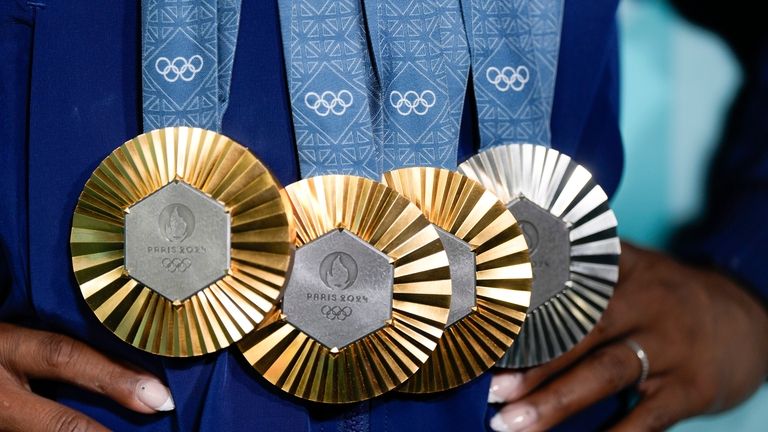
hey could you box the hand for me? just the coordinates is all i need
[0,324,174,432]
[488,242,768,432]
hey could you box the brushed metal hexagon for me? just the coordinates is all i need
[124,181,231,302]
[435,228,477,327]
[283,229,394,350]
[508,198,570,309]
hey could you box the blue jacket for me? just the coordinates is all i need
[7,0,753,430]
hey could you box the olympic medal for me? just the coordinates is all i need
[70,127,293,356]
[237,175,452,403]
[383,167,532,393]
[459,144,620,368]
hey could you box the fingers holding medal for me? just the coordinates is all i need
[71,128,620,404]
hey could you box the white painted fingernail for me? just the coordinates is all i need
[136,379,175,412]
[500,405,538,432]
[488,373,524,403]
[488,386,506,403]
[490,413,509,431]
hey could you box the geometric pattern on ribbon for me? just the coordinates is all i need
[376,0,459,171]
[438,0,472,169]
[142,0,220,132]
[216,0,243,127]
[463,0,550,149]
[282,0,382,179]
[529,0,564,132]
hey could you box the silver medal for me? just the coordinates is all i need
[459,143,620,368]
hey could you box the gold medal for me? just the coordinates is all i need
[70,127,293,357]
[383,167,532,393]
[237,175,452,403]
[460,144,620,367]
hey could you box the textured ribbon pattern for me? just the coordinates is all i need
[142,0,242,132]
[271,0,565,426]
[529,0,565,132]
[216,0,242,125]
[366,0,470,171]
[462,0,555,149]
[278,0,382,178]
[439,0,473,164]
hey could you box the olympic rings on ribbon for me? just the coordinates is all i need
[486,65,530,92]
[304,90,354,116]
[155,55,205,83]
[320,305,353,321]
[389,90,436,116]
[161,257,192,273]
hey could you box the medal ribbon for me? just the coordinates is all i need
[280,0,471,178]
[142,0,243,132]
[277,0,470,427]
[274,0,565,423]
[529,0,565,137]
[461,0,564,149]
[364,0,470,171]
[278,0,382,179]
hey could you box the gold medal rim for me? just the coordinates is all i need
[70,127,294,357]
[383,167,532,393]
[237,174,452,403]
[459,143,621,368]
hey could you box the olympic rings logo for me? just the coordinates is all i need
[389,90,436,116]
[304,90,354,116]
[155,55,204,83]
[486,65,529,92]
[320,305,353,321]
[161,257,192,273]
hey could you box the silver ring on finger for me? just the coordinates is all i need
[624,338,650,385]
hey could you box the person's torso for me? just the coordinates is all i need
[1,0,623,430]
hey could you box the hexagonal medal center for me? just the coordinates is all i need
[283,229,394,350]
[508,198,570,310]
[124,181,231,302]
[435,228,477,327]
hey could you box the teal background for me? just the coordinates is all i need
[615,0,768,430]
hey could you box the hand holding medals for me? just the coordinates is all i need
[69,130,619,401]
[67,0,621,408]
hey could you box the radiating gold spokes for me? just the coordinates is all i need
[384,167,532,393]
[71,127,293,357]
[238,175,452,403]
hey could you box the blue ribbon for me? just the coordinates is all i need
[461,0,564,149]
[529,0,565,133]
[274,0,565,429]
[364,0,470,171]
[280,0,471,178]
[142,0,242,132]
[278,0,382,179]
[281,0,564,178]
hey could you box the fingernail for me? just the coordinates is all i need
[493,405,538,432]
[488,386,506,403]
[490,413,509,432]
[136,379,175,411]
[489,373,524,403]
